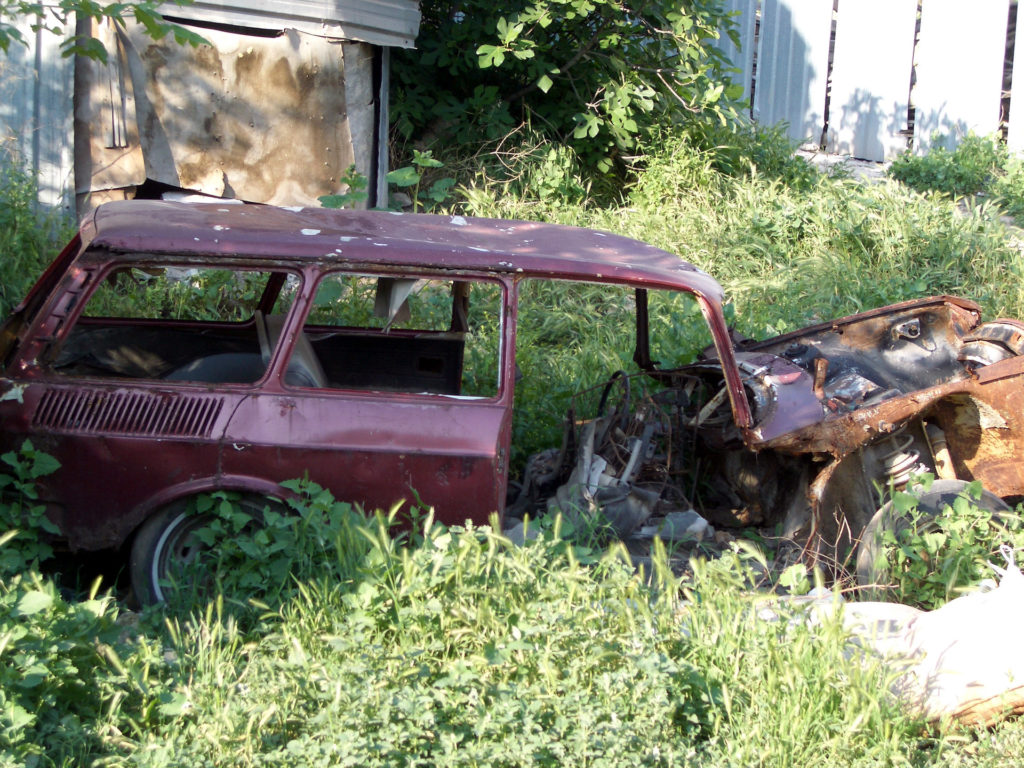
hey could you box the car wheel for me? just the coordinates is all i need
[855,478,1010,599]
[129,495,273,605]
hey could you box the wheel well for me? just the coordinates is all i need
[125,478,292,547]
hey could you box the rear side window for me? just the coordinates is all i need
[295,273,504,397]
[48,265,298,383]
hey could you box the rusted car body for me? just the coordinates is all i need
[2,199,1023,599]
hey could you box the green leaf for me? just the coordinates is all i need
[386,167,420,187]
[29,453,60,478]
[411,150,444,169]
[537,74,553,93]
[158,691,190,717]
[14,590,54,616]
[426,178,456,203]
[63,34,109,62]
[171,25,210,49]
[476,44,505,68]
[132,7,171,41]
[495,18,524,44]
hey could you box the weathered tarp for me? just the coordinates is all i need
[75,19,377,212]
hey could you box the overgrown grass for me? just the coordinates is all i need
[0,473,938,767]
[6,128,1024,765]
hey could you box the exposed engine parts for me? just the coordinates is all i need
[514,304,1024,581]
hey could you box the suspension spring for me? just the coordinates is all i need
[880,429,925,488]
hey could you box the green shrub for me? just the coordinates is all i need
[888,133,1008,199]
[392,0,743,188]
[0,441,61,577]
[0,443,177,767]
[990,152,1024,221]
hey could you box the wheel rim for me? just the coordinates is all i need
[855,479,1010,599]
[149,511,215,604]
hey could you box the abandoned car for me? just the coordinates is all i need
[2,199,1024,601]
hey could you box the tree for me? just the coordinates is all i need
[0,1,206,61]
[392,0,744,179]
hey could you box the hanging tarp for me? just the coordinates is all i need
[74,19,377,212]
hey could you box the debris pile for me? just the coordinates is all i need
[509,371,715,546]
[805,545,1024,726]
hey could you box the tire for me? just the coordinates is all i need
[129,495,274,605]
[855,479,1010,599]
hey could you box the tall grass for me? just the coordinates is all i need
[37,490,936,768]
[0,151,74,317]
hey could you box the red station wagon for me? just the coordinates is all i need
[4,200,1024,601]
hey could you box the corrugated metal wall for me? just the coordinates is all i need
[826,0,917,160]
[753,0,833,143]
[721,0,1024,162]
[0,18,75,212]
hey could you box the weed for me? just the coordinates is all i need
[889,133,1007,199]
[0,440,61,575]
[387,149,456,211]
[870,478,1024,610]
[317,164,370,209]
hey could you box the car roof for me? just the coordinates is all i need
[80,200,725,302]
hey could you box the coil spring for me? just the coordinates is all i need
[880,429,923,487]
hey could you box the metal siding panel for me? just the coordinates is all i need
[36,27,75,212]
[0,19,74,211]
[158,0,421,48]
[826,0,917,161]
[1008,6,1024,151]
[913,0,1010,152]
[715,0,758,107]
[754,0,834,144]
[0,18,37,162]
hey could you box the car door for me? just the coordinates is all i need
[219,270,516,526]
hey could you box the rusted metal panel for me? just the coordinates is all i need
[826,0,917,161]
[75,23,377,211]
[913,0,1010,152]
[79,201,729,300]
[158,0,421,48]
[0,17,75,211]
